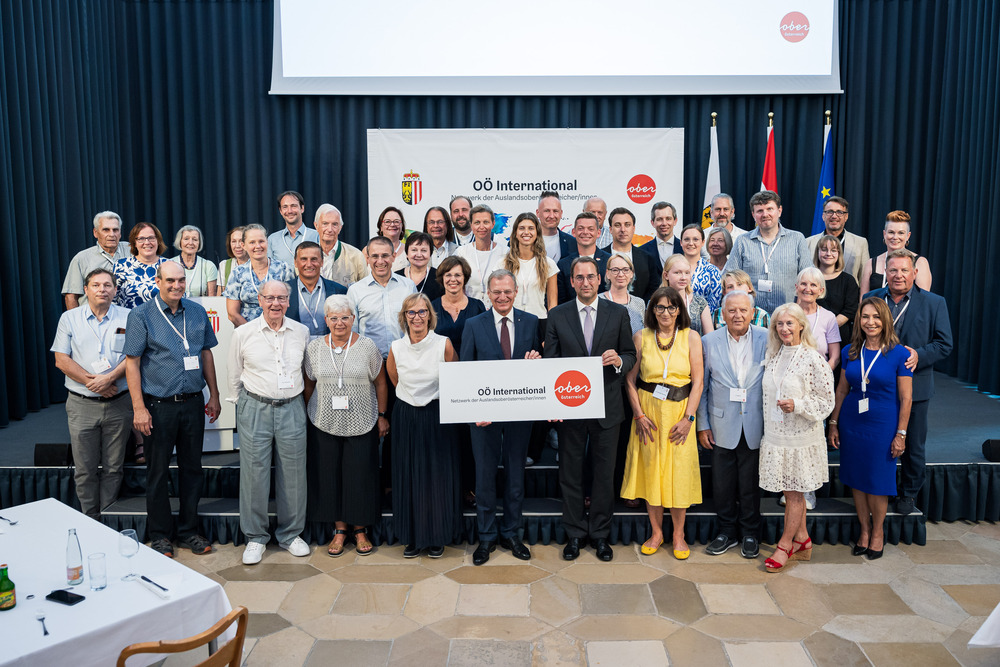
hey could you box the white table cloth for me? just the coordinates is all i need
[0,498,233,667]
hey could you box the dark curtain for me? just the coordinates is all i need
[1,0,998,427]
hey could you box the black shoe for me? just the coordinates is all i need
[178,535,212,555]
[592,538,614,562]
[896,496,917,515]
[865,547,884,560]
[499,536,531,561]
[473,541,496,566]
[852,542,869,557]
[740,536,760,559]
[706,534,739,556]
[427,546,445,558]
[403,544,420,558]
[563,537,583,560]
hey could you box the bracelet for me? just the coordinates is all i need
[634,414,646,421]
[828,419,838,425]
[896,429,907,436]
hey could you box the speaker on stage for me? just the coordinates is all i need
[34,443,73,466]
[984,439,1000,463]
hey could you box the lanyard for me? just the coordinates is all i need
[327,333,354,388]
[859,346,882,394]
[156,299,190,353]
[406,268,427,294]
[473,240,498,296]
[248,260,270,295]
[727,329,752,387]
[655,330,677,381]
[759,235,781,274]
[888,297,910,326]
[773,345,804,400]
[300,282,324,329]
[86,311,113,357]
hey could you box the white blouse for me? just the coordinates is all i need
[391,331,448,407]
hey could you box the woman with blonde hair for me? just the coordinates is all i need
[661,254,713,334]
[859,210,932,295]
[759,303,835,573]
[711,269,770,329]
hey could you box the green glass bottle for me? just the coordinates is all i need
[0,563,15,610]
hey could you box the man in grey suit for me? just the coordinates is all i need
[545,257,636,562]
[806,196,870,284]
[697,290,768,559]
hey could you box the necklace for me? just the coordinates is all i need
[328,333,351,354]
[180,255,197,270]
[655,330,675,351]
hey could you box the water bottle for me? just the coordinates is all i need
[67,528,83,585]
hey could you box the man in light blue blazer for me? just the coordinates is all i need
[461,269,543,565]
[697,290,768,559]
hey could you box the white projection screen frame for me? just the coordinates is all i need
[270,0,842,96]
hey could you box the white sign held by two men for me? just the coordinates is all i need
[439,357,605,424]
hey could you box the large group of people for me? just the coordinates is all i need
[53,187,953,571]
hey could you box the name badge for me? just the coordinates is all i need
[758,279,773,293]
[331,395,349,410]
[730,387,747,403]
[652,385,670,401]
[858,397,869,414]
[770,406,784,424]
[91,357,112,373]
[183,355,200,371]
[277,374,294,390]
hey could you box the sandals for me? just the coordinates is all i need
[791,538,813,562]
[354,528,375,556]
[765,544,794,572]
[327,529,348,557]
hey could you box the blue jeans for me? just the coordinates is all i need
[237,390,307,546]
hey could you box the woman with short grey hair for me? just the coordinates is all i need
[172,224,218,296]
[303,294,389,557]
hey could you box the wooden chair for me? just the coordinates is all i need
[116,606,249,667]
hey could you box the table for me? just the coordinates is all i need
[0,498,233,667]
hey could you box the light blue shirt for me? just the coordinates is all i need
[724,225,812,314]
[297,278,327,336]
[347,273,416,358]
[267,226,319,266]
[51,303,131,396]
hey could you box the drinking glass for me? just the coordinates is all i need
[119,529,140,581]
[88,553,107,591]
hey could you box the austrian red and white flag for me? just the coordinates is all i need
[760,125,777,193]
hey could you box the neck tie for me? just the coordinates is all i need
[500,316,512,360]
[583,306,595,354]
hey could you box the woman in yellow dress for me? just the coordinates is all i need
[622,286,704,560]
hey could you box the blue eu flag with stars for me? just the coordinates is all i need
[811,128,834,236]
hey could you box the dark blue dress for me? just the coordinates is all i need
[838,344,913,495]
[431,296,486,351]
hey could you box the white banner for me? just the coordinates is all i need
[367,128,684,243]
[439,357,606,424]
[190,297,236,451]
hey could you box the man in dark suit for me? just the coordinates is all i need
[545,257,636,561]
[285,241,347,337]
[865,249,953,515]
[461,269,543,565]
[600,206,660,301]
[638,201,683,274]
[537,190,576,262]
[556,212,611,303]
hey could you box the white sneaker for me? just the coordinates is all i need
[243,542,266,565]
[282,536,310,557]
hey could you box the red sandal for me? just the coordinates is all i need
[765,544,794,572]
[791,538,813,561]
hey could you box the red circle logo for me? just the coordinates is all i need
[626,174,656,204]
[554,370,592,407]
[779,12,809,43]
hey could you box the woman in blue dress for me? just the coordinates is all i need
[113,222,167,308]
[828,297,912,560]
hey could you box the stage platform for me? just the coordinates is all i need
[1,372,997,546]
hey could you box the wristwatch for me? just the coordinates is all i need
[686,415,695,423]
[896,429,907,436]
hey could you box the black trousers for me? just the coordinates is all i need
[145,395,205,542]
[900,399,930,499]
[711,430,761,538]
[558,419,619,539]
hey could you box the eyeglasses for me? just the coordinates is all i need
[489,290,515,297]
[259,295,289,304]
[606,267,632,275]
[326,315,353,324]
[823,210,847,218]
[572,274,600,283]
[136,236,157,243]
[653,304,680,314]
[404,309,429,319]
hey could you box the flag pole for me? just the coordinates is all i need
[711,111,717,127]
[768,111,774,127]
[825,109,831,126]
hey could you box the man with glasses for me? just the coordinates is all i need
[424,206,457,267]
[123,261,222,558]
[269,190,320,267]
[229,280,312,565]
[347,236,416,488]
[545,257,636,562]
[807,196,870,283]
[556,212,612,303]
[285,241,347,339]
[460,269,542,565]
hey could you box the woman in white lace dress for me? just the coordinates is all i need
[760,303,835,572]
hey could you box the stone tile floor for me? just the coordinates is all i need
[158,520,1000,666]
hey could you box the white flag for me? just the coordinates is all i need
[701,124,721,228]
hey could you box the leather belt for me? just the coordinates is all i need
[144,392,202,403]
[636,380,692,402]
[245,390,301,407]
[68,389,128,403]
